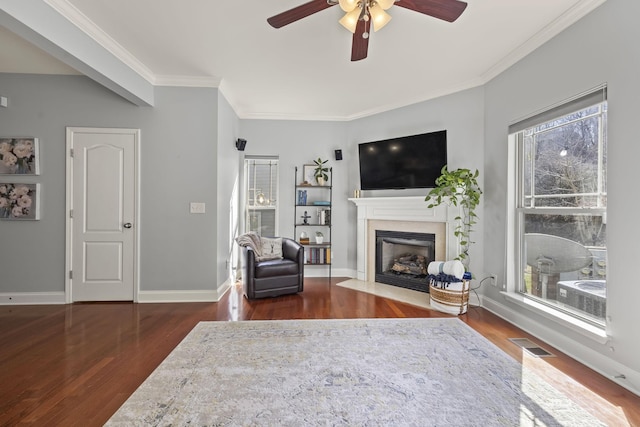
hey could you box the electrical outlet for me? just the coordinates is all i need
[489,274,498,287]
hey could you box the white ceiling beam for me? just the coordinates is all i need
[0,0,154,106]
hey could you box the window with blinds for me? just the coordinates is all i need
[510,85,607,327]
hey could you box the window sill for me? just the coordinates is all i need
[501,291,608,344]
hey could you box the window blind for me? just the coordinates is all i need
[509,84,607,134]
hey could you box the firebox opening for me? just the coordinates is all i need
[375,230,435,293]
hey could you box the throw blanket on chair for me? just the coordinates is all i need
[236,231,262,256]
[235,232,283,261]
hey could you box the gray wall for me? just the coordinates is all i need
[0,74,222,294]
[237,119,349,274]
[482,0,640,390]
[344,87,485,274]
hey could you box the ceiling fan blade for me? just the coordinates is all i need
[395,0,467,22]
[267,0,337,28]
[351,20,369,61]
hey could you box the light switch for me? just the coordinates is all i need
[190,202,206,214]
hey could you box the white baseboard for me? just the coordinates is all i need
[216,278,232,300]
[303,268,355,278]
[0,292,66,305]
[1,281,233,305]
[138,280,231,303]
[482,296,640,397]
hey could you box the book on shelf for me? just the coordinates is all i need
[319,208,331,225]
[305,247,331,265]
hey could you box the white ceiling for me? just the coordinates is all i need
[0,0,604,120]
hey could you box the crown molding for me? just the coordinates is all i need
[154,75,221,88]
[44,0,156,84]
[235,77,484,122]
[480,0,607,83]
[42,0,607,120]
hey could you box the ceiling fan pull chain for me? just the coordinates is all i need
[362,4,370,39]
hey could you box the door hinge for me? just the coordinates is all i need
[69,209,73,218]
[70,148,74,157]
[69,270,73,279]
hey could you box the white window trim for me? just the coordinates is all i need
[500,291,608,343]
[243,156,280,236]
[505,135,609,344]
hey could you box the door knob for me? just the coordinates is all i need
[124,223,132,229]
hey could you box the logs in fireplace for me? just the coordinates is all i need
[390,254,428,276]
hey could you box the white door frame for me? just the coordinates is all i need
[64,127,141,303]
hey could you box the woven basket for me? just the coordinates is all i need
[429,280,470,315]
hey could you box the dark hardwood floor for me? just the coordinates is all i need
[1,278,638,426]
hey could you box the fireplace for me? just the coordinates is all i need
[349,196,462,284]
[375,230,435,292]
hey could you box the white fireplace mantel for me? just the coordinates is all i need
[349,196,462,281]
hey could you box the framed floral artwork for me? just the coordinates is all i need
[0,183,40,220]
[0,137,40,175]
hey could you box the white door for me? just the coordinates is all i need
[66,127,139,302]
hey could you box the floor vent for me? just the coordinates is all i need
[508,338,555,358]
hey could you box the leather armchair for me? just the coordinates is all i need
[242,238,304,299]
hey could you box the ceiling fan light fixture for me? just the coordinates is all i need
[369,3,391,32]
[338,0,359,12]
[267,0,468,61]
[375,0,395,10]
[339,7,362,33]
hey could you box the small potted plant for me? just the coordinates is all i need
[425,165,482,269]
[315,231,324,244]
[313,158,329,185]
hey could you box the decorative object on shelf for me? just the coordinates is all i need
[299,231,309,245]
[297,189,308,205]
[301,210,311,225]
[313,158,329,185]
[0,182,40,220]
[425,166,482,270]
[0,137,39,175]
[315,231,324,244]
[302,164,315,186]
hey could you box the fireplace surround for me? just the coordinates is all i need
[349,196,462,284]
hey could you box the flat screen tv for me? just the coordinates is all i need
[358,130,447,190]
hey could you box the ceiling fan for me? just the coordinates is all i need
[267,0,468,61]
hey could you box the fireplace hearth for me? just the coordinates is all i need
[375,230,435,293]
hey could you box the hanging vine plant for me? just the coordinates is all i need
[425,166,482,267]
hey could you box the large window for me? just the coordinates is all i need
[244,157,279,236]
[511,87,607,327]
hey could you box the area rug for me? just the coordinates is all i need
[106,318,603,426]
